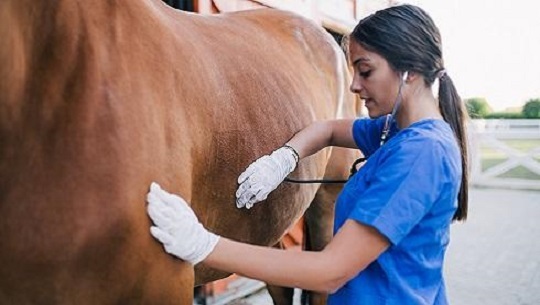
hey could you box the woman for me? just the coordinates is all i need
[146,4,469,304]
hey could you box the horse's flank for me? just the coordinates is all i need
[0,1,358,304]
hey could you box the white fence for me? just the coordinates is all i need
[470,119,540,190]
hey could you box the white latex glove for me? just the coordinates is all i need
[146,182,220,265]
[236,144,299,209]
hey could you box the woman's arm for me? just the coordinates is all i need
[148,183,389,293]
[235,119,359,209]
[204,219,389,293]
[287,119,358,158]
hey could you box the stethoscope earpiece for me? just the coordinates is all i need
[402,71,409,83]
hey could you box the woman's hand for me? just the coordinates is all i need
[236,145,298,209]
[146,182,220,265]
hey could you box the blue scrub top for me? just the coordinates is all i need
[328,117,462,305]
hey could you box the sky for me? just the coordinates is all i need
[401,0,540,111]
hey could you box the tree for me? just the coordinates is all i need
[465,97,492,118]
[522,98,540,118]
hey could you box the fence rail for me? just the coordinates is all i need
[470,119,540,190]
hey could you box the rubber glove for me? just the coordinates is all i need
[146,182,220,265]
[236,144,299,209]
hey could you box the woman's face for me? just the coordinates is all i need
[348,40,401,118]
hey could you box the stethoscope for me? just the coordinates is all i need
[284,71,407,184]
[380,70,407,146]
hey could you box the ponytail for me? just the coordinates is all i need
[438,73,469,221]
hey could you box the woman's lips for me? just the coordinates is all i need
[364,98,374,106]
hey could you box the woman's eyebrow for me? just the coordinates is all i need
[352,57,370,67]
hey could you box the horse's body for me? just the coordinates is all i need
[0,1,358,304]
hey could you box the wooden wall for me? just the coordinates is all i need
[164,0,395,35]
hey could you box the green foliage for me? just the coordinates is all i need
[465,97,492,118]
[522,98,540,118]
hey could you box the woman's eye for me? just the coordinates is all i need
[359,70,372,78]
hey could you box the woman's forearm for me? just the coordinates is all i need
[202,221,388,294]
[287,119,357,159]
[203,238,346,293]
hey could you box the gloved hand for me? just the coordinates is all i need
[236,144,299,209]
[146,182,220,265]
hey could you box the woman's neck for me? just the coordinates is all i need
[396,84,442,129]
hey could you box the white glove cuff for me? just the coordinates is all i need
[283,143,300,164]
[273,145,299,175]
[187,230,220,265]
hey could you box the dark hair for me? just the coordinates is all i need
[350,4,468,221]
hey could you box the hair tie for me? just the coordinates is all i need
[436,69,446,79]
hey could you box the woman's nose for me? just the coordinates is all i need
[350,79,362,94]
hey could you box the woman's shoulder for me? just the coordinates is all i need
[384,119,460,162]
[399,119,456,147]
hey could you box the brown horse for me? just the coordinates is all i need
[0,1,359,304]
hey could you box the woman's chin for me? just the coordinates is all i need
[366,109,384,119]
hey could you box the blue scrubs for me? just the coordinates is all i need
[328,117,462,305]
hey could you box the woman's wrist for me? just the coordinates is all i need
[283,143,300,163]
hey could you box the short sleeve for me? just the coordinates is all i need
[348,138,450,245]
[352,117,384,157]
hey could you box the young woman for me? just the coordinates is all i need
[146,4,469,304]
